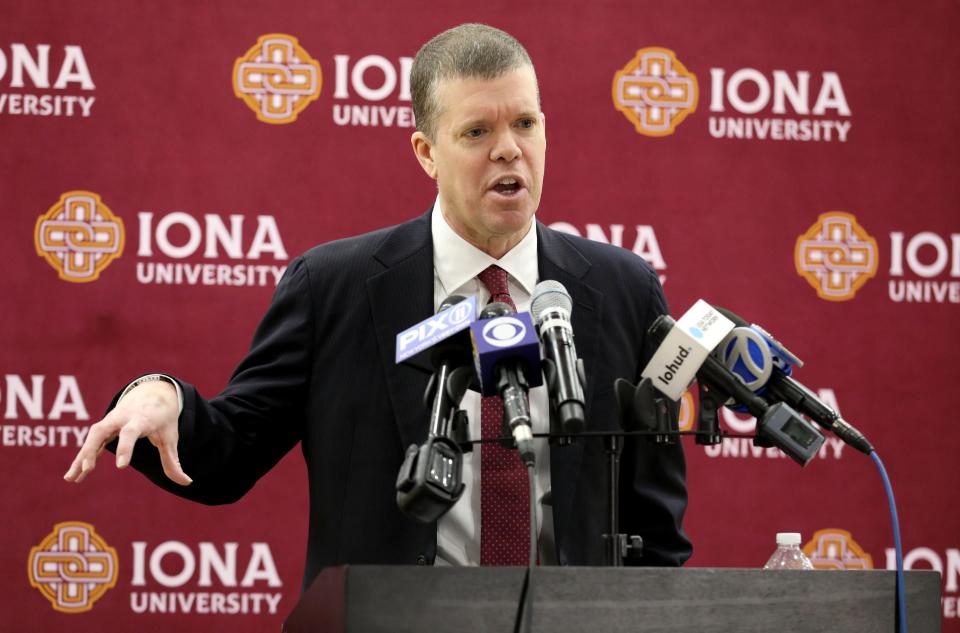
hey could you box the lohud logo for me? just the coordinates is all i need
[233,34,322,124]
[34,190,125,283]
[803,528,874,569]
[612,47,698,137]
[28,521,118,613]
[795,212,878,301]
[655,345,693,388]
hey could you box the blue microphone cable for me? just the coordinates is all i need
[870,450,907,633]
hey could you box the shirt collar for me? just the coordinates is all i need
[431,197,538,296]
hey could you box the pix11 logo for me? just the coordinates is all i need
[28,521,118,613]
[233,34,322,124]
[34,190,125,283]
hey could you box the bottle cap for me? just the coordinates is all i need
[776,532,801,546]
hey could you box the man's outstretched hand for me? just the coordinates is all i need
[64,380,192,485]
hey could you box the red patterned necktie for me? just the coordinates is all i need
[477,264,529,566]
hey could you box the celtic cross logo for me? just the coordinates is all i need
[34,191,125,283]
[233,34,322,124]
[795,212,878,301]
[613,47,698,137]
[28,522,118,613]
[803,528,874,570]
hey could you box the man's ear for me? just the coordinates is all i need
[411,131,438,180]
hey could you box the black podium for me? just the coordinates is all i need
[283,565,941,632]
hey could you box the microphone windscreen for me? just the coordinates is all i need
[531,280,572,321]
[439,294,467,312]
[479,301,514,319]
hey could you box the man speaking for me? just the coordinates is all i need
[65,23,692,590]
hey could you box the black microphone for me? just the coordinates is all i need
[714,307,874,455]
[646,315,825,465]
[425,294,476,438]
[474,301,536,466]
[531,280,586,434]
[395,294,473,523]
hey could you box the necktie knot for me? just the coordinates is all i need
[477,265,515,309]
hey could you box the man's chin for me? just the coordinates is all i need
[483,208,535,236]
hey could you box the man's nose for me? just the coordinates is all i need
[490,131,522,162]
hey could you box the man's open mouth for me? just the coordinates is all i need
[492,177,522,195]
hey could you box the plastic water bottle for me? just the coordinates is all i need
[763,532,814,569]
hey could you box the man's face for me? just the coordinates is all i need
[412,66,546,255]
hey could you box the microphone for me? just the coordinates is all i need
[395,294,474,523]
[645,313,825,466]
[470,302,542,466]
[531,280,586,434]
[395,294,478,373]
[714,307,874,455]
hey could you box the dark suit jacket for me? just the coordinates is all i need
[118,210,692,590]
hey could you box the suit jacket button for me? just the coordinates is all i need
[416,555,427,565]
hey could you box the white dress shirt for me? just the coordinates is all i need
[430,200,552,566]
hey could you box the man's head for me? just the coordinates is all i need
[410,24,546,259]
[411,24,539,141]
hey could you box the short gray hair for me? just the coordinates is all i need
[410,23,538,139]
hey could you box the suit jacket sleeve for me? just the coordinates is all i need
[620,264,692,566]
[108,256,313,504]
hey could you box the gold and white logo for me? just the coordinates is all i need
[28,521,118,613]
[233,34,322,124]
[803,528,874,569]
[612,47,698,137]
[34,190,125,282]
[795,212,878,301]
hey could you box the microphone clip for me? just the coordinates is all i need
[396,435,465,524]
[614,377,677,444]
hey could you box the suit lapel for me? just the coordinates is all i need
[537,223,604,541]
[366,212,435,449]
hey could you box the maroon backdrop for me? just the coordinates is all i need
[3,0,958,630]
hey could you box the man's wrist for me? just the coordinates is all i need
[117,374,184,415]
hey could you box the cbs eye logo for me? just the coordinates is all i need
[481,316,527,347]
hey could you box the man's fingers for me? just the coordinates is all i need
[64,412,126,483]
[65,392,182,484]
[157,441,192,486]
[64,452,84,482]
[115,420,148,469]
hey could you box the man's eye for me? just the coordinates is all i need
[517,118,535,129]
[465,128,484,138]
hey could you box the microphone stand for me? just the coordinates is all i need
[600,434,643,566]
